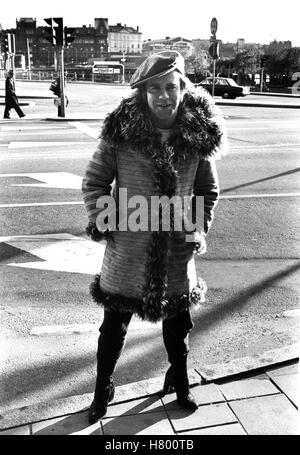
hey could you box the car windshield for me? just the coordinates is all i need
[226,78,239,87]
[200,77,239,87]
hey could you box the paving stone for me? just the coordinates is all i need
[161,383,224,411]
[0,392,93,431]
[105,395,164,418]
[32,411,102,435]
[166,402,237,432]
[190,383,225,405]
[229,394,300,435]
[217,377,279,401]
[101,411,175,435]
[181,422,247,435]
[268,373,299,407]
[0,424,31,435]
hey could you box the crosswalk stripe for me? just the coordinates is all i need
[71,121,99,139]
[0,192,299,209]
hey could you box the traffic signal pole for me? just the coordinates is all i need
[212,58,216,98]
[57,45,66,117]
[209,18,219,98]
[44,17,76,118]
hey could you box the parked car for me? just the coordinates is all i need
[195,77,250,99]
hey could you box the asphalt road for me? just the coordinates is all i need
[0,83,299,412]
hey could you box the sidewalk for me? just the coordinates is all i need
[0,344,298,436]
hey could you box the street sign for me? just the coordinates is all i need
[210,17,218,35]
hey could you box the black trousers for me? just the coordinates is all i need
[4,103,25,119]
[95,309,194,388]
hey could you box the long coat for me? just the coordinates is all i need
[82,86,227,322]
[5,77,19,109]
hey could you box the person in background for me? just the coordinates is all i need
[3,70,25,119]
[82,51,227,424]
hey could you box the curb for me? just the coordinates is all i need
[0,95,54,100]
[0,102,35,107]
[215,100,300,108]
[250,91,300,98]
[0,343,298,431]
[45,117,104,122]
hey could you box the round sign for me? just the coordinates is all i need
[210,17,218,35]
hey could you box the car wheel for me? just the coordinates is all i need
[222,92,229,99]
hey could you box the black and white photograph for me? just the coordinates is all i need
[0,0,299,440]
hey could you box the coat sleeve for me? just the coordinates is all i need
[81,139,117,224]
[193,158,219,236]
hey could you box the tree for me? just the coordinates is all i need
[185,52,210,82]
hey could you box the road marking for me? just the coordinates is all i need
[0,233,105,274]
[230,143,300,149]
[1,130,83,136]
[71,121,99,139]
[0,192,300,209]
[0,150,94,159]
[226,120,300,125]
[8,141,92,149]
[220,193,300,199]
[228,125,300,130]
[0,201,83,208]
[30,320,160,336]
[1,125,70,131]
[282,309,300,319]
[0,172,82,189]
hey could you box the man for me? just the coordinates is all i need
[82,51,227,424]
[3,70,25,119]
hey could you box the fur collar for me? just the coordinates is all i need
[101,86,227,160]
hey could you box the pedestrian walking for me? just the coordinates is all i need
[3,70,25,119]
[82,51,227,424]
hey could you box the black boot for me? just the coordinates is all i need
[163,365,175,394]
[163,361,197,412]
[88,382,115,424]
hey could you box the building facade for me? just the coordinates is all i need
[143,37,193,58]
[1,17,142,69]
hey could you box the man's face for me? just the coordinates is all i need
[145,71,183,129]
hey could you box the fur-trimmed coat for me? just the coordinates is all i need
[82,86,227,322]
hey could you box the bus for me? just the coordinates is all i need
[92,61,125,83]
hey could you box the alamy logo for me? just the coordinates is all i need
[95,188,205,241]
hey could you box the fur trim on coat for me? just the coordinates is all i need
[84,86,227,322]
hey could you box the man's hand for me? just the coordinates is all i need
[193,231,207,255]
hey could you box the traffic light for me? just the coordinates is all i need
[260,57,266,67]
[44,17,64,46]
[209,41,220,59]
[64,27,76,47]
[53,18,64,46]
[44,18,55,45]
[3,33,11,54]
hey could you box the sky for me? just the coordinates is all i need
[1,0,300,46]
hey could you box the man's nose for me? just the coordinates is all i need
[158,89,169,99]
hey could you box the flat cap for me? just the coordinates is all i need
[130,51,185,89]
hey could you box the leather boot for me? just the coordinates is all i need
[163,361,197,411]
[163,365,175,394]
[88,382,115,424]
